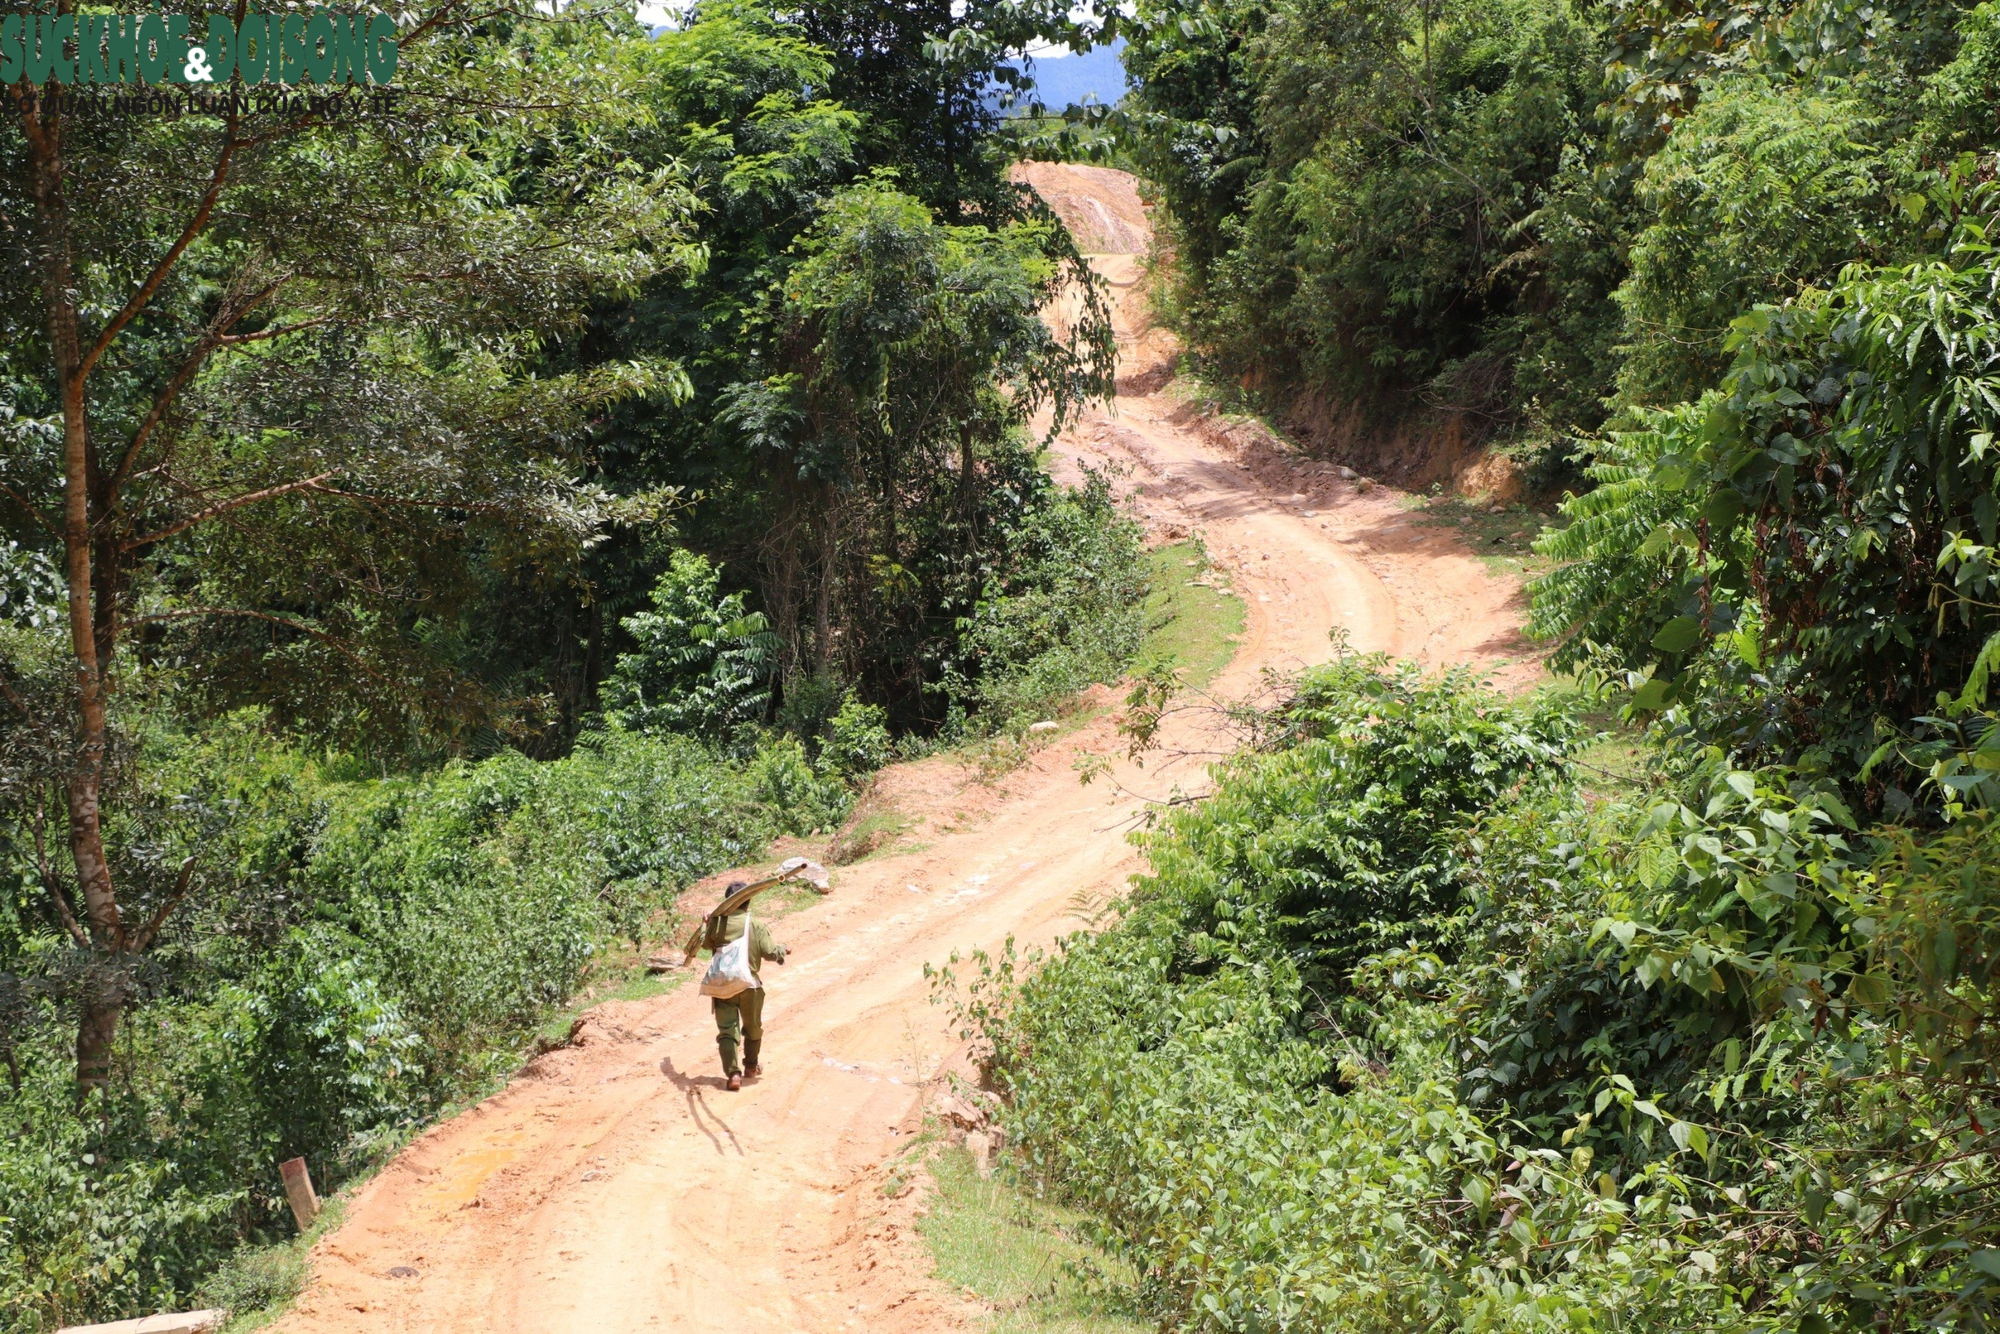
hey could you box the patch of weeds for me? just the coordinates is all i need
[1164,364,1267,423]
[962,731,1045,783]
[881,1126,942,1198]
[1408,491,1557,578]
[204,1199,346,1332]
[829,799,915,865]
[1137,538,1244,692]
[1508,678,1657,804]
[529,945,691,1054]
[921,1149,1151,1334]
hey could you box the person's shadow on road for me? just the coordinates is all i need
[659,1055,743,1156]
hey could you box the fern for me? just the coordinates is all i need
[1527,400,1716,674]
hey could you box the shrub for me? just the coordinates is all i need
[1533,185,2000,806]
[951,471,1147,730]
[970,648,2000,1332]
[821,696,892,777]
[603,549,781,744]
[1130,653,1576,993]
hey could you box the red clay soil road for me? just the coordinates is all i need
[267,165,1537,1334]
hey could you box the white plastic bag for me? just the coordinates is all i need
[699,911,761,999]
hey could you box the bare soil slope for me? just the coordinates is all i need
[269,165,1536,1334]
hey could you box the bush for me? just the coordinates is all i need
[1532,183,2000,807]
[946,663,1748,1333]
[602,549,780,745]
[744,733,851,833]
[1134,653,1575,992]
[1615,85,1905,407]
[967,647,2000,1331]
[821,696,892,778]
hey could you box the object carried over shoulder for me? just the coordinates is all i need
[650,858,830,972]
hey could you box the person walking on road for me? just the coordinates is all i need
[703,882,788,1091]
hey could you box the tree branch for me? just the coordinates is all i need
[128,856,197,954]
[303,484,522,515]
[32,802,90,949]
[121,473,335,550]
[0,480,62,540]
[129,606,398,686]
[105,278,291,503]
[79,138,238,379]
[216,314,336,346]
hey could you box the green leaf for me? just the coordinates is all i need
[1845,973,1891,1007]
[1652,616,1704,654]
[1959,630,2000,708]
[1463,1175,1492,1216]
[1703,491,1744,527]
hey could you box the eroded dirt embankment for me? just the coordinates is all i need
[268,165,1536,1334]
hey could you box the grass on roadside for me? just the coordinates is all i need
[921,1148,1151,1334]
[530,951,691,1051]
[203,1199,346,1333]
[947,536,1245,784]
[1139,538,1244,692]
[829,798,917,864]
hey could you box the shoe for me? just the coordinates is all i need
[726,1073,743,1091]
[744,1064,763,1078]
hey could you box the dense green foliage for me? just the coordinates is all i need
[1003,32,2000,1326]
[1111,0,1987,470]
[566,0,1122,735]
[0,719,839,1328]
[1529,173,2000,810]
[980,5,2000,1301]
[956,657,2000,1331]
[603,550,783,744]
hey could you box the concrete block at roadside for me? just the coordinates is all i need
[57,1311,225,1334]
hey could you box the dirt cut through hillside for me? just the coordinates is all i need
[268,165,1535,1334]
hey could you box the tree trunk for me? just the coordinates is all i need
[814,496,836,674]
[27,85,125,1098]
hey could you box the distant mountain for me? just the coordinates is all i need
[1000,39,1128,113]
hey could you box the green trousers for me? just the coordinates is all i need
[712,987,765,1077]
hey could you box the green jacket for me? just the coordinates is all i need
[702,911,788,979]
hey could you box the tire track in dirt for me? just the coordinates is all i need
[268,166,1536,1334]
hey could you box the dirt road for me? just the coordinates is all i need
[270,166,1534,1334]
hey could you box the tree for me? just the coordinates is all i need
[787,0,1112,219]
[602,549,781,742]
[1114,0,1630,451]
[712,178,1115,714]
[1,1,696,1095]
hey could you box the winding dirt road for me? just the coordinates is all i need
[270,166,1535,1334]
